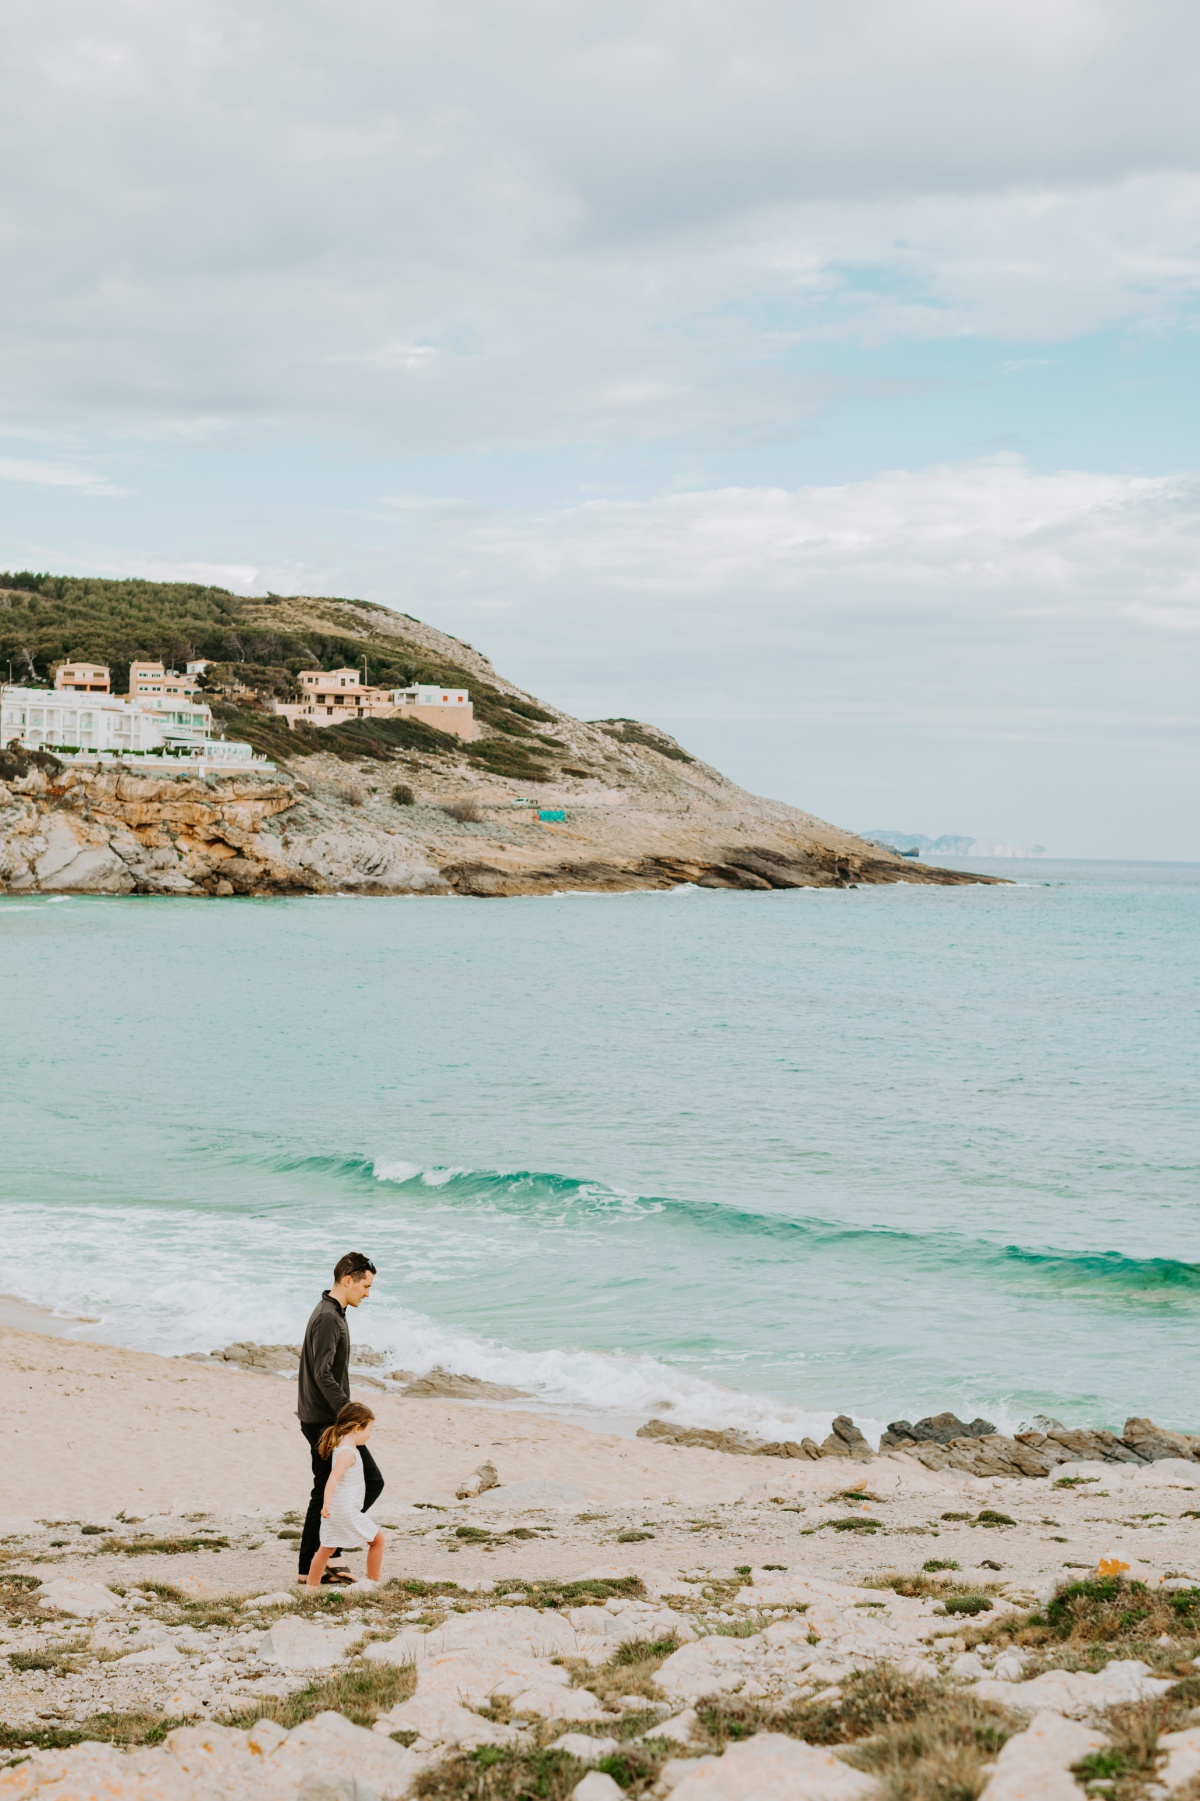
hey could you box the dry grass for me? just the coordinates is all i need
[442,799,485,823]
[224,1659,416,1731]
[688,1667,1014,1801]
[573,1633,680,1706]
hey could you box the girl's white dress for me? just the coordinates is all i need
[320,1444,380,1549]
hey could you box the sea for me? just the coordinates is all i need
[3,859,1198,1447]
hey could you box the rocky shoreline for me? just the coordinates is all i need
[641,1408,1200,1478]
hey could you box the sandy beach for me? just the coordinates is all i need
[6,1319,1200,1797]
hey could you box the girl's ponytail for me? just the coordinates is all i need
[318,1399,375,1461]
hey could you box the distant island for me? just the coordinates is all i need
[0,574,999,897]
[866,829,1047,860]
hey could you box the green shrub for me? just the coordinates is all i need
[391,783,415,806]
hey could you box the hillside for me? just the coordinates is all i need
[0,575,992,896]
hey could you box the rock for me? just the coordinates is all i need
[209,1340,301,1374]
[364,1601,609,1721]
[1157,1726,1200,1792]
[0,1713,420,1799]
[636,1419,773,1456]
[880,1412,996,1450]
[949,1652,987,1679]
[258,1615,361,1669]
[116,1641,185,1667]
[472,1478,587,1510]
[992,1650,1029,1681]
[550,1733,621,1764]
[1122,1417,1197,1462]
[975,1658,1174,1716]
[1044,1427,1144,1465]
[978,1710,1108,1801]
[398,1367,526,1401]
[572,1776,625,1801]
[246,1591,300,1608]
[456,1459,501,1499]
[655,1635,766,1705]
[643,1710,700,1746]
[663,1732,878,1799]
[818,1416,873,1460]
[37,1576,123,1617]
[270,1711,419,1797]
[372,1695,517,1749]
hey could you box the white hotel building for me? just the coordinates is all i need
[1,663,272,773]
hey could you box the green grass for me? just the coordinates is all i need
[224,1660,416,1730]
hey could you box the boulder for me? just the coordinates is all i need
[880,1412,996,1450]
[573,1776,625,1801]
[371,1694,517,1749]
[37,1576,122,1617]
[399,1367,525,1401]
[257,1615,360,1669]
[1157,1726,1200,1792]
[1045,1427,1144,1465]
[663,1732,878,1799]
[456,1459,501,1499]
[818,1416,873,1460]
[549,1733,621,1765]
[975,1659,1174,1717]
[978,1710,1108,1801]
[208,1341,301,1374]
[1121,1417,1197,1462]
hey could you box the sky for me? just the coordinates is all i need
[1,1,1198,857]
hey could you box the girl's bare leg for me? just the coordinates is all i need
[306,1547,334,1588]
[366,1532,385,1582]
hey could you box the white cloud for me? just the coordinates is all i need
[0,1,1197,449]
[0,457,129,496]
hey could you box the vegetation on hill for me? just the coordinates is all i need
[0,573,572,780]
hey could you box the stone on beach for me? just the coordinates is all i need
[572,1776,625,1801]
[1157,1726,1200,1792]
[0,1713,420,1800]
[365,1603,611,1720]
[661,1733,878,1799]
[977,1710,1108,1801]
[257,1615,362,1669]
[37,1575,123,1617]
[372,1693,519,1749]
[455,1458,501,1499]
[549,1732,622,1764]
[974,1658,1174,1716]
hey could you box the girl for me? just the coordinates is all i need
[306,1402,385,1589]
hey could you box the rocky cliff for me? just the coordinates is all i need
[0,586,994,897]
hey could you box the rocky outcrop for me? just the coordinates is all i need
[637,1419,823,1459]
[879,1412,997,1450]
[638,1409,1200,1477]
[0,689,998,900]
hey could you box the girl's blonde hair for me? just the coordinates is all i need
[318,1401,375,1462]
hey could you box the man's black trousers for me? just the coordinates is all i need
[298,1422,384,1576]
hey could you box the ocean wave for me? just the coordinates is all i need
[205,1147,1200,1305]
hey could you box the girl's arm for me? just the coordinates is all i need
[321,1448,355,1517]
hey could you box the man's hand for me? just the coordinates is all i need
[321,1505,331,1518]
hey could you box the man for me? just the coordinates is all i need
[296,1251,384,1585]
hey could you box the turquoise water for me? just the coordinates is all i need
[2,860,1198,1443]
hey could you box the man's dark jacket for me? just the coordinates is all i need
[297,1290,350,1424]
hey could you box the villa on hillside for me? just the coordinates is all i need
[1,662,272,774]
[270,668,477,740]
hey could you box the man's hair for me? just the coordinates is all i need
[333,1251,377,1283]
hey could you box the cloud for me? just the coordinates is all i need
[0,1,1198,450]
[339,457,1200,742]
[0,457,129,496]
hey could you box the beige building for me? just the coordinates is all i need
[54,663,111,693]
[273,669,476,740]
[128,661,201,702]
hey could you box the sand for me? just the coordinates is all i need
[5,1321,1200,1609]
